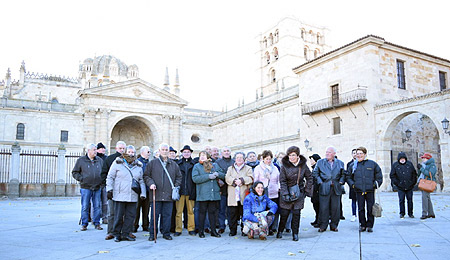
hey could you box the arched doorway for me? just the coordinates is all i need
[384,112,443,191]
[110,116,154,154]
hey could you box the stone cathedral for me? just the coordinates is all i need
[1,17,450,193]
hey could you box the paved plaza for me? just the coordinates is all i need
[1,192,450,260]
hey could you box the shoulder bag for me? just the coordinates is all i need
[372,182,382,218]
[418,172,436,193]
[282,167,302,202]
[159,158,180,201]
[125,165,141,195]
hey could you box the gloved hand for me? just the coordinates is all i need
[212,172,219,178]
[267,211,274,216]
[208,174,216,180]
[107,190,113,200]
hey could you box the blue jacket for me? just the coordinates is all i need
[243,192,278,223]
[347,159,383,193]
[420,158,437,182]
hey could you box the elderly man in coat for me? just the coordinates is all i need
[144,143,182,241]
[312,146,345,232]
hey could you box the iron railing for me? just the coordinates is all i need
[301,88,367,114]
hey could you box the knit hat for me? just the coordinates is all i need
[97,142,106,149]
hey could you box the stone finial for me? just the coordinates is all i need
[260,88,264,98]
[20,61,26,72]
[174,68,180,87]
[281,79,285,90]
[164,67,169,86]
[6,68,11,79]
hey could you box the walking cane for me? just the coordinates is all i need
[153,188,156,243]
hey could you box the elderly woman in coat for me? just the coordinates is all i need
[276,146,313,241]
[242,181,278,240]
[107,145,146,242]
[225,152,254,236]
[192,151,225,238]
[418,153,437,219]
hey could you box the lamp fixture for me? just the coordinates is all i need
[442,118,450,135]
[304,139,312,151]
[402,129,412,143]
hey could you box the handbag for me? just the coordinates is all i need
[125,166,141,194]
[372,182,382,218]
[282,167,302,202]
[418,172,436,193]
[159,158,180,201]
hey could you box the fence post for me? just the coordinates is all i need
[55,144,66,196]
[8,142,21,198]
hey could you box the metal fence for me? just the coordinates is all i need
[20,150,58,183]
[0,149,11,182]
[66,152,84,184]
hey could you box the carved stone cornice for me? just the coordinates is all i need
[374,89,450,110]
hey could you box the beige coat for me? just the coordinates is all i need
[225,164,253,206]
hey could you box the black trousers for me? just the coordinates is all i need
[278,208,301,235]
[228,204,243,233]
[134,191,150,229]
[319,192,341,230]
[269,197,280,231]
[312,201,320,223]
[198,201,219,232]
[356,192,375,228]
[398,189,413,215]
[113,201,137,238]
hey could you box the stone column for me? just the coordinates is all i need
[440,139,450,192]
[83,108,96,145]
[8,142,21,198]
[55,145,66,196]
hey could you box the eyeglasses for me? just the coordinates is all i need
[356,152,365,155]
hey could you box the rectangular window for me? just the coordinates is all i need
[397,60,406,89]
[331,84,339,106]
[439,71,447,91]
[332,117,341,135]
[60,130,68,142]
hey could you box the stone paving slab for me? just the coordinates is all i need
[1,192,450,260]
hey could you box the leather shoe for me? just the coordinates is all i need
[367,228,373,233]
[105,234,114,240]
[218,228,225,234]
[148,236,155,241]
[204,228,210,233]
[163,235,173,240]
[420,216,427,220]
[95,225,103,230]
[285,229,291,233]
[276,232,282,238]
[199,232,205,238]
[313,223,320,228]
[428,215,436,218]
[318,228,326,233]
[359,227,366,232]
[174,232,182,237]
[229,231,237,236]
[133,227,138,232]
[330,228,338,232]
[114,237,121,242]
[292,234,299,241]
[129,233,136,239]
[142,227,149,232]
[80,225,87,231]
[122,236,136,241]
[409,214,415,218]
[268,230,274,236]
[211,231,221,238]
[188,231,196,236]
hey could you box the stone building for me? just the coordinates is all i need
[294,35,450,191]
[1,18,450,196]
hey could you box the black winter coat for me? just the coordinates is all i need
[143,156,182,202]
[215,157,235,195]
[279,155,313,210]
[72,155,103,190]
[177,157,196,200]
[347,159,383,193]
[390,152,417,191]
[101,152,122,185]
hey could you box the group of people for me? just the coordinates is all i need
[72,140,437,242]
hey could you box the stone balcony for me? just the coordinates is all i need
[0,97,78,113]
[301,88,367,115]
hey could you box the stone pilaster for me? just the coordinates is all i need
[83,108,96,145]
[8,142,21,198]
[55,144,66,196]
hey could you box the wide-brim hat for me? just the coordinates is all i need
[169,146,177,154]
[180,145,193,153]
[97,142,106,149]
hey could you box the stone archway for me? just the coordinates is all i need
[110,116,154,154]
[381,111,443,191]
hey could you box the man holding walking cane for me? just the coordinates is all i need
[144,143,182,241]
